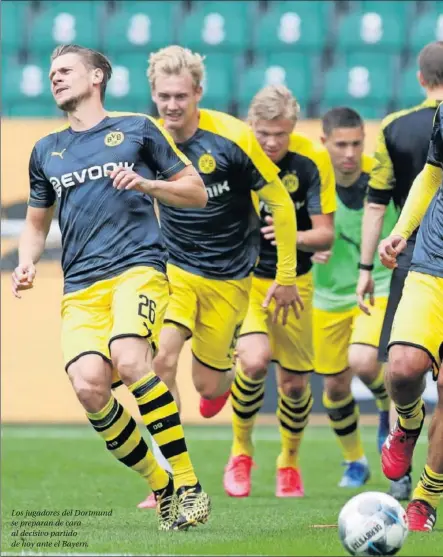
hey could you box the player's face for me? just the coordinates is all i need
[49,53,98,111]
[252,118,294,163]
[152,72,202,132]
[323,127,364,175]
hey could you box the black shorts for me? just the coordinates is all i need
[378,233,416,362]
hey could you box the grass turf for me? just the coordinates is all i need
[1,424,441,556]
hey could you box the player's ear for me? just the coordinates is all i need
[195,85,203,103]
[417,70,426,88]
[92,68,104,86]
[320,135,326,145]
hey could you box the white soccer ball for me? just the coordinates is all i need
[338,491,408,556]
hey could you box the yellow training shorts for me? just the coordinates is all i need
[389,270,443,379]
[313,297,388,374]
[165,264,252,371]
[61,266,169,382]
[240,272,314,372]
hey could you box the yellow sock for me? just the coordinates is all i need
[367,367,391,412]
[413,465,443,509]
[230,365,265,457]
[87,396,169,491]
[323,391,364,462]
[129,372,197,490]
[396,398,425,431]
[277,385,313,469]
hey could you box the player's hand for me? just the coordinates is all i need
[356,270,375,316]
[12,263,36,298]
[311,250,332,264]
[262,282,304,325]
[378,235,407,270]
[261,216,276,245]
[107,167,152,193]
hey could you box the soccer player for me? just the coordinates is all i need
[137,46,302,509]
[313,108,398,487]
[356,41,443,500]
[378,101,443,531]
[11,44,211,531]
[223,85,336,498]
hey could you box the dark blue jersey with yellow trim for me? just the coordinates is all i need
[28,112,190,294]
[254,133,336,279]
[157,109,281,280]
[412,103,443,278]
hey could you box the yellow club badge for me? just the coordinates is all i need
[282,172,299,193]
[104,131,125,147]
[198,153,216,174]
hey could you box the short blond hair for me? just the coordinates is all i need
[147,45,205,90]
[248,85,300,124]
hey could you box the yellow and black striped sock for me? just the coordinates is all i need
[323,392,364,462]
[396,398,425,432]
[230,366,265,457]
[277,384,313,469]
[87,396,169,491]
[129,371,197,490]
[367,367,391,412]
[413,465,443,509]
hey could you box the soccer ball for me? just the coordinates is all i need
[338,491,408,556]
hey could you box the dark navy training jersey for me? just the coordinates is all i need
[28,112,190,294]
[254,133,336,279]
[412,103,443,278]
[157,109,281,280]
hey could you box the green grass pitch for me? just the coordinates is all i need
[1,424,441,556]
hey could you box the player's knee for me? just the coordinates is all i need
[239,352,271,380]
[348,345,379,380]
[193,375,221,399]
[388,345,429,387]
[324,372,351,402]
[112,353,147,385]
[279,373,309,399]
[68,368,110,413]
[153,348,178,381]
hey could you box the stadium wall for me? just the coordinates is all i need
[1,119,436,424]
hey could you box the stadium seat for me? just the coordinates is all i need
[409,13,443,55]
[237,60,312,117]
[178,1,250,52]
[103,2,177,54]
[2,1,30,54]
[396,65,427,108]
[105,54,152,114]
[335,10,407,54]
[359,1,413,20]
[27,2,104,53]
[253,1,329,55]
[202,64,232,112]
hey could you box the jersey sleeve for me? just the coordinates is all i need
[306,149,336,216]
[367,125,395,205]
[427,104,443,168]
[28,145,56,208]
[141,116,192,179]
[233,129,281,191]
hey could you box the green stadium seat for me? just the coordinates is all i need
[198,1,254,20]
[2,1,30,54]
[27,2,104,53]
[396,65,427,108]
[254,1,329,55]
[360,1,413,19]
[103,2,177,54]
[178,2,249,52]
[409,13,443,55]
[105,55,152,114]
[202,65,232,112]
[237,60,311,117]
[335,11,407,54]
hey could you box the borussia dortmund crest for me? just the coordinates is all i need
[282,172,299,193]
[198,153,216,174]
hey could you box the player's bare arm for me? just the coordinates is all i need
[261,213,334,252]
[108,164,207,208]
[12,205,55,298]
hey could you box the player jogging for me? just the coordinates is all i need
[137,46,302,509]
[223,85,336,499]
[356,41,443,500]
[11,44,210,531]
[378,101,443,532]
[313,108,398,488]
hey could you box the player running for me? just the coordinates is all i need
[223,85,336,499]
[11,44,210,531]
[137,46,302,510]
[313,108,398,488]
[378,101,443,532]
[356,41,443,500]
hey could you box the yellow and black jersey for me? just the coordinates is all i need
[368,98,441,210]
[254,132,336,279]
[28,112,190,294]
[412,102,443,278]
[157,109,281,280]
